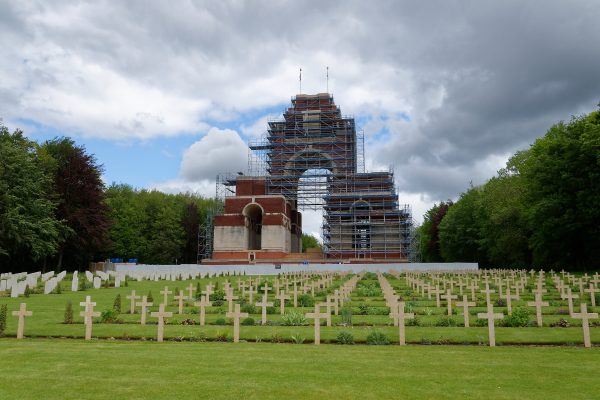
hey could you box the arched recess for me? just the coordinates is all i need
[243,203,263,250]
[351,200,371,254]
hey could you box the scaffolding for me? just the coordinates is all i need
[196,176,228,263]
[247,93,413,260]
[203,93,414,261]
[248,93,365,209]
[197,201,223,263]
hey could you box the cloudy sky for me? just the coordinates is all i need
[1,1,599,238]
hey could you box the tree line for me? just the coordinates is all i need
[419,107,600,271]
[0,124,219,272]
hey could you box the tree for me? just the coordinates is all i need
[478,173,530,267]
[438,187,485,263]
[104,186,218,264]
[104,184,148,260]
[302,233,321,252]
[519,110,600,270]
[180,201,200,263]
[41,138,111,269]
[419,201,452,262]
[0,126,63,272]
[147,204,185,264]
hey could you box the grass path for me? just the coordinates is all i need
[0,339,599,399]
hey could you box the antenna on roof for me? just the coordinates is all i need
[299,67,302,94]
[326,66,329,93]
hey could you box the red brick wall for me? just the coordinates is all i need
[236,179,267,196]
[214,215,245,227]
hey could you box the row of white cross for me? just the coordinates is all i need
[5,269,599,347]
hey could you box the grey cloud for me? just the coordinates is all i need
[1,0,599,215]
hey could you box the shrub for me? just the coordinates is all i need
[366,331,390,345]
[473,318,488,327]
[100,308,120,323]
[147,291,154,303]
[113,294,122,313]
[341,307,353,325]
[550,318,570,328]
[215,330,229,342]
[297,294,314,307]
[291,332,305,344]
[214,318,227,325]
[78,279,88,291]
[270,333,284,343]
[406,316,420,326]
[64,301,73,324]
[495,298,506,307]
[363,272,377,280]
[357,281,379,297]
[435,316,458,327]
[281,310,308,326]
[195,282,202,299]
[357,303,373,315]
[212,300,224,307]
[53,284,62,294]
[210,290,225,302]
[24,285,33,297]
[241,317,255,326]
[0,304,7,336]
[337,331,354,345]
[241,304,256,314]
[266,306,277,315]
[502,307,530,327]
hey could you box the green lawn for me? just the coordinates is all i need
[1,273,599,399]
[0,339,598,399]
[0,274,598,345]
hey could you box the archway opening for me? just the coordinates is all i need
[297,168,332,210]
[243,203,263,250]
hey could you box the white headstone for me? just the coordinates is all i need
[85,271,94,282]
[93,277,101,289]
[96,271,108,280]
[71,273,79,292]
[41,271,55,282]
[44,278,57,294]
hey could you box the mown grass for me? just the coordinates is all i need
[0,339,598,400]
[0,275,598,345]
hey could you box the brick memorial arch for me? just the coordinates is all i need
[205,93,413,264]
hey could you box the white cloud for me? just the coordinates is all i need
[301,209,323,243]
[180,128,248,181]
[240,114,272,139]
[397,192,437,226]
